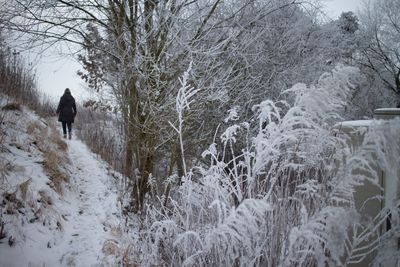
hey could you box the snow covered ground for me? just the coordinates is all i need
[0,102,129,266]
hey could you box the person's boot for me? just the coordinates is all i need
[68,132,72,140]
[63,133,67,139]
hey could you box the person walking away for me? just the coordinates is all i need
[56,88,77,139]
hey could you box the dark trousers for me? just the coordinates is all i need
[61,121,72,135]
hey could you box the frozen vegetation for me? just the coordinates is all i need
[128,65,400,266]
[1,0,400,266]
[0,98,130,266]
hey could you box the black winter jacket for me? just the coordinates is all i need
[57,93,77,123]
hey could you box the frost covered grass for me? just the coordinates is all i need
[75,107,125,174]
[0,97,130,266]
[0,103,71,255]
[131,65,400,266]
[26,119,70,194]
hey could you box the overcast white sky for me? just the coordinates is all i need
[324,0,363,18]
[33,0,364,101]
[32,46,89,102]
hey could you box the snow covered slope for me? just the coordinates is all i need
[0,101,129,266]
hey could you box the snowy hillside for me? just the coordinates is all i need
[0,100,130,266]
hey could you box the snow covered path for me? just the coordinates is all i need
[56,139,122,266]
[0,137,124,267]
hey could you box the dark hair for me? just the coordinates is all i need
[64,88,71,94]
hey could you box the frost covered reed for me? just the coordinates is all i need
[133,65,400,267]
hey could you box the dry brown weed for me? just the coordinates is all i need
[48,120,68,152]
[50,132,68,151]
[102,239,120,256]
[43,150,69,194]
[26,122,43,135]
[38,190,53,206]
[19,178,32,200]
[28,119,71,195]
[122,245,138,267]
[1,103,21,111]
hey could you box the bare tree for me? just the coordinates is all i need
[359,0,400,105]
[4,0,331,211]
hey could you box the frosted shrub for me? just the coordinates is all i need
[133,65,400,266]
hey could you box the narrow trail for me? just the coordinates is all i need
[0,137,124,267]
[0,110,127,267]
[55,138,122,266]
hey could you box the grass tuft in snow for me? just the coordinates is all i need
[1,102,21,111]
